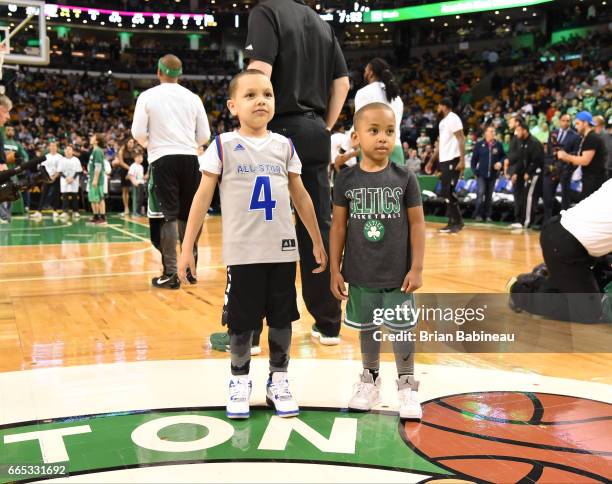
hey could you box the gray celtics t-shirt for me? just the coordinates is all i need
[333,163,422,288]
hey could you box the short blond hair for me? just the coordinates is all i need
[0,94,12,111]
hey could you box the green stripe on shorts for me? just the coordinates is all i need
[147,163,164,219]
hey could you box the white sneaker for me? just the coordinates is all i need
[266,372,299,417]
[311,324,340,346]
[29,211,42,220]
[72,212,80,220]
[227,375,251,419]
[509,223,523,230]
[52,211,59,220]
[348,369,381,411]
[59,212,69,221]
[398,375,422,420]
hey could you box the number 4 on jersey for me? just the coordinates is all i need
[249,176,277,221]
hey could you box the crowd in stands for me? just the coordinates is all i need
[46,35,236,76]
[392,33,611,177]
[1,25,610,221]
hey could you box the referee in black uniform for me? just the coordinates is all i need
[245,0,350,343]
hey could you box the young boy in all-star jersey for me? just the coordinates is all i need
[178,70,327,419]
[330,103,426,420]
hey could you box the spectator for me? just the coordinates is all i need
[512,117,545,228]
[542,113,581,223]
[557,111,607,198]
[471,126,505,222]
[405,148,422,173]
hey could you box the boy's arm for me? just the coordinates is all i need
[329,203,348,300]
[402,205,426,292]
[178,171,218,283]
[288,173,327,273]
[334,149,358,172]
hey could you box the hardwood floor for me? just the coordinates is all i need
[0,215,609,383]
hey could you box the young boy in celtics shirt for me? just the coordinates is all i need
[330,102,426,420]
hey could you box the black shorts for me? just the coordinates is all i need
[222,262,300,332]
[151,154,201,222]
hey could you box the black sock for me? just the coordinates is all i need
[368,369,379,381]
[94,214,100,220]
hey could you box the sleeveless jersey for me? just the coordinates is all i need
[199,131,302,266]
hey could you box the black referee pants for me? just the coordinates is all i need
[512,175,527,224]
[440,158,463,226]
[269,113,342,337]
[540,218,602,323]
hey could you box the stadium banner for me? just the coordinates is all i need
[364,0,554,23]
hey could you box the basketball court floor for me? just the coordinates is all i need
[0,215,610,483]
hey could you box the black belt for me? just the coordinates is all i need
[275,111,322,119]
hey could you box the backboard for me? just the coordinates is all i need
[0,0,49,66]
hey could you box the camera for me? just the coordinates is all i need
[0,156,51,203]
[544,131,566,180]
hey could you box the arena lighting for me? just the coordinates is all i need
[41,4,216,28]
[365,0,553,23]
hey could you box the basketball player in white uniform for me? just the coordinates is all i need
[178,70,326,420]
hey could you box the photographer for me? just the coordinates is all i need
[540,179,612,322]
[0,95,12,222]
[0,126,29,223]
[557,111,606,199]
[542,114,580,223]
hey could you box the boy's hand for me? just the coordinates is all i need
[312,242,328,273]
[330,271,348,300]
[178,251,196,285]
[66,177,74,184]
[92,179,98,188]
[401,269,423,293]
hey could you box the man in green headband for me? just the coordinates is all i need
[158,54,183,79]
[132,53,211,289]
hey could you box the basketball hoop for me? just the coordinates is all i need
[0,41,10,81]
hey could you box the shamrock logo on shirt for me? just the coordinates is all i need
[364,220,385,242]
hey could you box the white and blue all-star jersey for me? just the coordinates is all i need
[198,131,302,266]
